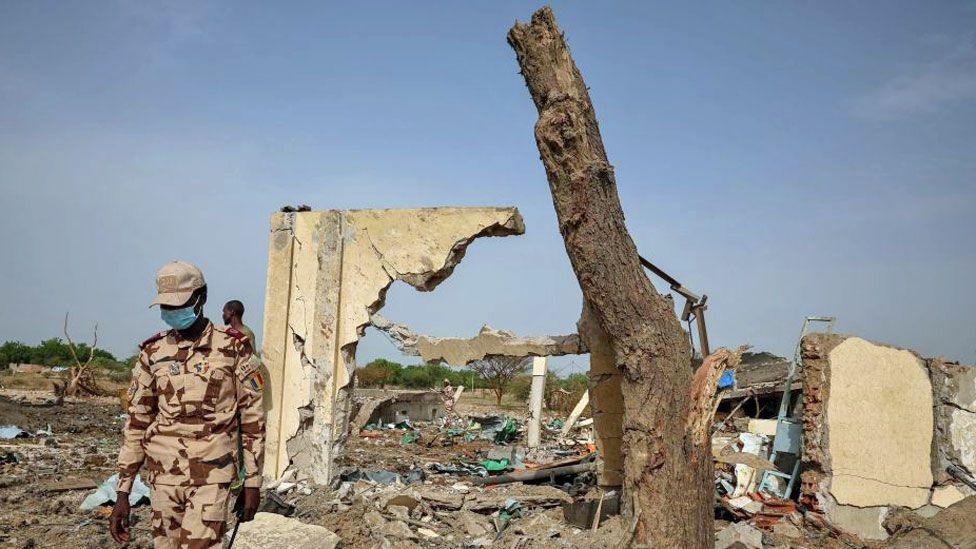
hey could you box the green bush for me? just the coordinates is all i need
[356,359,480,389]
[508,374,533,402]
[0,338,117,369]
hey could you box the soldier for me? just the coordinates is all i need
[109,261,266,548]
[222,300,257,353]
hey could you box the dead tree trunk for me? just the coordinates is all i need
[509,7,710,546]
[61,313,104,399]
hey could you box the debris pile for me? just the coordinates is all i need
[707,332,976,546]
[0,392,150,548]
[3,328,975,548]
[250,392,623,547]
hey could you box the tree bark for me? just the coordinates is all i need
[508,7,711,547]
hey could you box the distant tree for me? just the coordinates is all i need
[382,361,473,389]
[358,359,402,388]
[469,356,530,405]
[397,364,436,389]
[550,372,589,414]
[24,337,115,367]
[0,341,32,369]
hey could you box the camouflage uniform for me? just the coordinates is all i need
[117,321,265,549]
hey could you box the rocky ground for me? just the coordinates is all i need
[1,386,969,548]
[0,391,155,548]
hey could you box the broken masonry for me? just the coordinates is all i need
[259,207,619,485]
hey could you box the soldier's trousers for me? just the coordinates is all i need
[149,483,230,549]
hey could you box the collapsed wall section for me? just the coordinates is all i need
[798,334,976,540]
[260,207,525,484]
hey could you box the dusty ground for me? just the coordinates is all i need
[0,388,598,549]
[0,385,908,548]
[0,390,155,548]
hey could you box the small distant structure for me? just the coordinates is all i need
[9,363,50,374]
[351,390,446,429]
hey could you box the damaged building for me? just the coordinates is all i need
[258,206,628,490]
[255,206,975,543]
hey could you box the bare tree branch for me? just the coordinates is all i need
[60,312,103,399]
[63,312,82,368]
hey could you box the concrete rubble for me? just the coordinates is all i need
[231,512,340,549]
[248,393,627,547]
[714,521,763,549]
[370,314,585,366]
[929,357,976,481]
[882,495,976,548]
[705,332,976,545]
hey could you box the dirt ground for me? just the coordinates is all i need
[0,384,924,549]
[0,387,601,548]
[0,390,155,548]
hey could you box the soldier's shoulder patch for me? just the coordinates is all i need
[242,370,265,392]
[224,327,246,340]
[236,355,259,380]
[237,356,264,392]
[139,331,168,349]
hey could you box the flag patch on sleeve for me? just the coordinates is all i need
[245,371,265,391]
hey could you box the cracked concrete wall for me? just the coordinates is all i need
[261,207,524,483]
[800,334,935,540]
[827,337,933,508]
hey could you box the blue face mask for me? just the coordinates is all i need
[160,300,200,330]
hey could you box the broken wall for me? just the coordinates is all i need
[578,304,623,488]
[370,315,584,365]
[929,358,976,483]
[260,207,524,484]
[800,334,975,540]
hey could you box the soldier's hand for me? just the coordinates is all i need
[239,487,260,522]
[109,495,131,544]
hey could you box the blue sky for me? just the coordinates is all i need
[1,1,974,371]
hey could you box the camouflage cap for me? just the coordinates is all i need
[150,260,206,307]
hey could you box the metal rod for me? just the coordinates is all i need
[638,255,701,302]
[948,464,976,491]
[471,461,596,486]
[695,305,710,357]
[638,255,681,288]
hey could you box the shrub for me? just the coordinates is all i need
[508,374,533,402]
